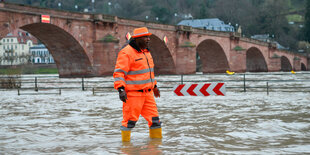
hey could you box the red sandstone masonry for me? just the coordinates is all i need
[0,2,308,77]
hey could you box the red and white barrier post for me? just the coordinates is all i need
[173,83,226,96]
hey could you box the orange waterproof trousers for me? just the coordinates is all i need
[121,90,161,131]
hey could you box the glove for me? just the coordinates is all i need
[118,87,127,103]
[153,86,160,98]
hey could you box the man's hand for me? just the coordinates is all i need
[153,87,160,98]
[118,87,127,103]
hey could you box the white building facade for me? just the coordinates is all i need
[30,44,54,64]
[0,29,36,65]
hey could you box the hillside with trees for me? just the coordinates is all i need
[4,0,310,52]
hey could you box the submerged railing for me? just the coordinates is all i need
[1,72,310,95]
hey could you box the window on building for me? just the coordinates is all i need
[22,45,24,50]
[11,39,13,42]
[7,39,9,42]
[3,39,5,43]
[15,45,17,49]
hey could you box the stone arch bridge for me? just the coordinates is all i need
[0,2,308,77]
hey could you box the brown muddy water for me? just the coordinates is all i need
[1,73,310,154]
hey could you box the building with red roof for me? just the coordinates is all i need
[0,29,38,65]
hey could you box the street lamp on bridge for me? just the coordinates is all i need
[91,0,95,13]
[58,2,61,9]
[108,2,112,14]
[174,13,178,24]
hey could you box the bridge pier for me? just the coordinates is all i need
[229,50,247,73]
[293,58,301,71]
[268,57,281,71]
[175,47,196,74]
[92,41,119,76]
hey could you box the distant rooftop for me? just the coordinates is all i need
[30,44,47,49]
[251,34,289,50]
[251,34,270,41]
[2,29,38,44]
[177,18,235,32]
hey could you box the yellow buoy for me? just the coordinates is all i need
[226,70,235,75]
[291,70,296,74]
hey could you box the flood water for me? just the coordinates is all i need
[1,73,310,154]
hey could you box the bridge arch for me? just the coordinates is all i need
[196,39,230,73]
[19,23,93,77]
[149,35,176,74]
[280,56,292,71]
[246,47,268,72]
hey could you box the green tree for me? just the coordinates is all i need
[151,6,172,23]
[196,2,209,19]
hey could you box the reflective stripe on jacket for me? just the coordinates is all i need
[113,41,157,91]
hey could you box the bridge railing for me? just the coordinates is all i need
[1,72,310,95]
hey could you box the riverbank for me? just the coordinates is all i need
[0,64,58,74]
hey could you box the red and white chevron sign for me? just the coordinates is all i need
[173,83,226,96]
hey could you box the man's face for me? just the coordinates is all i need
[136,36,150,49]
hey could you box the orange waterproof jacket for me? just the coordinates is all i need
[113,40,157,91]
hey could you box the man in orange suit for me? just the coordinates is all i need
[113,27,162,142]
